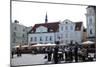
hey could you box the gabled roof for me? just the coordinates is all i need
[29,22,60,33]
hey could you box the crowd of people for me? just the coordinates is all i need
[11,42,96,64]
[44,44,95,64]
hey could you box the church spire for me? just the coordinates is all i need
[45,12,48,23]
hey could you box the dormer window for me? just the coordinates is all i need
[76,27,79,30]
[65,22,68,24]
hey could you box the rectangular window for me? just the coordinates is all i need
[13,32,16,37]
[61,34,63,38]
[34,37,37,41]
[30,37,33,42]
[66,34,68,38]
[23,29,25,32]
[90,29,93,34]
[66,26,67,30]
[61,26,63,31]
[89,18,92,25]
[14,27,17,30]
[50,36,52,41]
[57,35,60,39]
[13,38,16,43]
[40,36,42,41]
[23,34,24,38]
[46,36,48,41]
[70,26,73,30]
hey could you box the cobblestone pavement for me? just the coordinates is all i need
[11,54,48,66]
[11,53,96,66]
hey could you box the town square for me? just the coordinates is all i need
[11,0,96,66]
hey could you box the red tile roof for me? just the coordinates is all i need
[29,22,60,33]
[29,21,82,33]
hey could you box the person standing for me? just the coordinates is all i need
[19,45,22,56]
[53,46,59,64]
[81,48,87,62]
[58,48,63,61]
[16,48,19,57]
[69,47,73,62]
[47,48,52,61]
[11,50,14,58]
[74,44,78,62]
[64,48,68,62]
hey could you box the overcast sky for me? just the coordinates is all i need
[12,1,87,27]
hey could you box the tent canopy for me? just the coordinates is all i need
[32,43,56,47]
[81,41,95,44]
[14,45,29,48]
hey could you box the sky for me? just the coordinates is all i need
[12,1,87,27]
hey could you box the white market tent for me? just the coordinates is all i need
[14,45,29,48]
[81,41,95,45]
[32,43,56,47]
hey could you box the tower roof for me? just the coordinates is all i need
[45,12,48,23]
[87,5,96,10]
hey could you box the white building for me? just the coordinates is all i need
[58,19,83,45]
[11,20,32,48]
[28,18,83,45]
[86,6,96,41]
[28,22,59,45]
